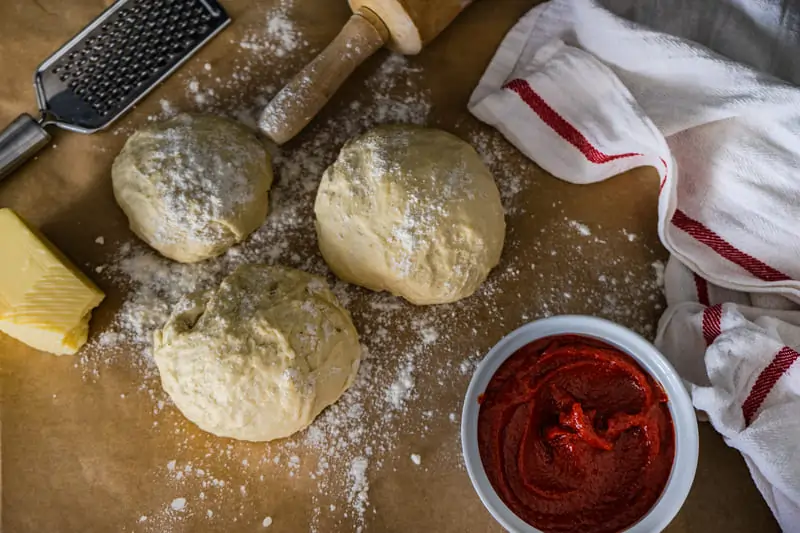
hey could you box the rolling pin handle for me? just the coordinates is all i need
[259,7,389,145]
[0,113,51,182]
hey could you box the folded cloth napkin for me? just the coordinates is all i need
[658,258,800,529]
[468,0,800,529]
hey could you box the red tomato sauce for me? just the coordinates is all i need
[477,335,675,533]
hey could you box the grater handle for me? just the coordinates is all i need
[258,7,389,145]
[0,113,51,182]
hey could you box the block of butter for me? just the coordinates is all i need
[0,208,105,355]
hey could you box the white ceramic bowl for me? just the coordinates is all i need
[461,315,699,533]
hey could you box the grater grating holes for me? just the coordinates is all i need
[49,0,216,117]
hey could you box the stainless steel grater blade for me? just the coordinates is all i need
[0,0,231,181]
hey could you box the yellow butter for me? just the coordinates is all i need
[0,208,105,355]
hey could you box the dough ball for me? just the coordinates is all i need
[314,125,506,305]
[153,264,361,442]
[112,114,272,263]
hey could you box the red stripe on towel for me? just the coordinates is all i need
[694,274,710,306]
[702,304,722,346]
[503,78,642,163]
[671,210,791,282]
[504,78,790,284]
[742,346,800,425]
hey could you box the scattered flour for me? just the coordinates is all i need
[387,359,415,410]
[85,4,667,532]
[569,220,592,236]
[239,7,305,58]
[467,129,522,212]
[170,498,186,511]
[160,99,176,116]
[420,327,439,345]
[91,24,461,531]
[652,260,666,290]
[262,516,273,528]
[347,457,370,532]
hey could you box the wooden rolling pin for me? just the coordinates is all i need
[259,0,475,145]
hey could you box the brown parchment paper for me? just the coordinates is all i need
[0,0,780,532]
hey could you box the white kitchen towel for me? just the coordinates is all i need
[656,299,800,530]
[468,0,800,529]
[469,0,800,299]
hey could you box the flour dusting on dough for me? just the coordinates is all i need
[86,7,665,531]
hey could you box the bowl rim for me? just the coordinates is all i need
[461,315,699,533]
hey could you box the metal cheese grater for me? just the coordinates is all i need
[0,0,231,181]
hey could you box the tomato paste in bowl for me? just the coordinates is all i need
[462,316,698,533]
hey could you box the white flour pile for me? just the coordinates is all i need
[240,11,305,57]
[137,0,315,131]
[88,5,667,532]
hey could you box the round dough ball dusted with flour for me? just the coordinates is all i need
[315,125,506,305]
[112,114,272,263]
[153,264,361,442]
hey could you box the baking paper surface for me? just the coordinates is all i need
[0,0,778,531]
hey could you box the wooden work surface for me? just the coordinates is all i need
[0,0,779,531]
